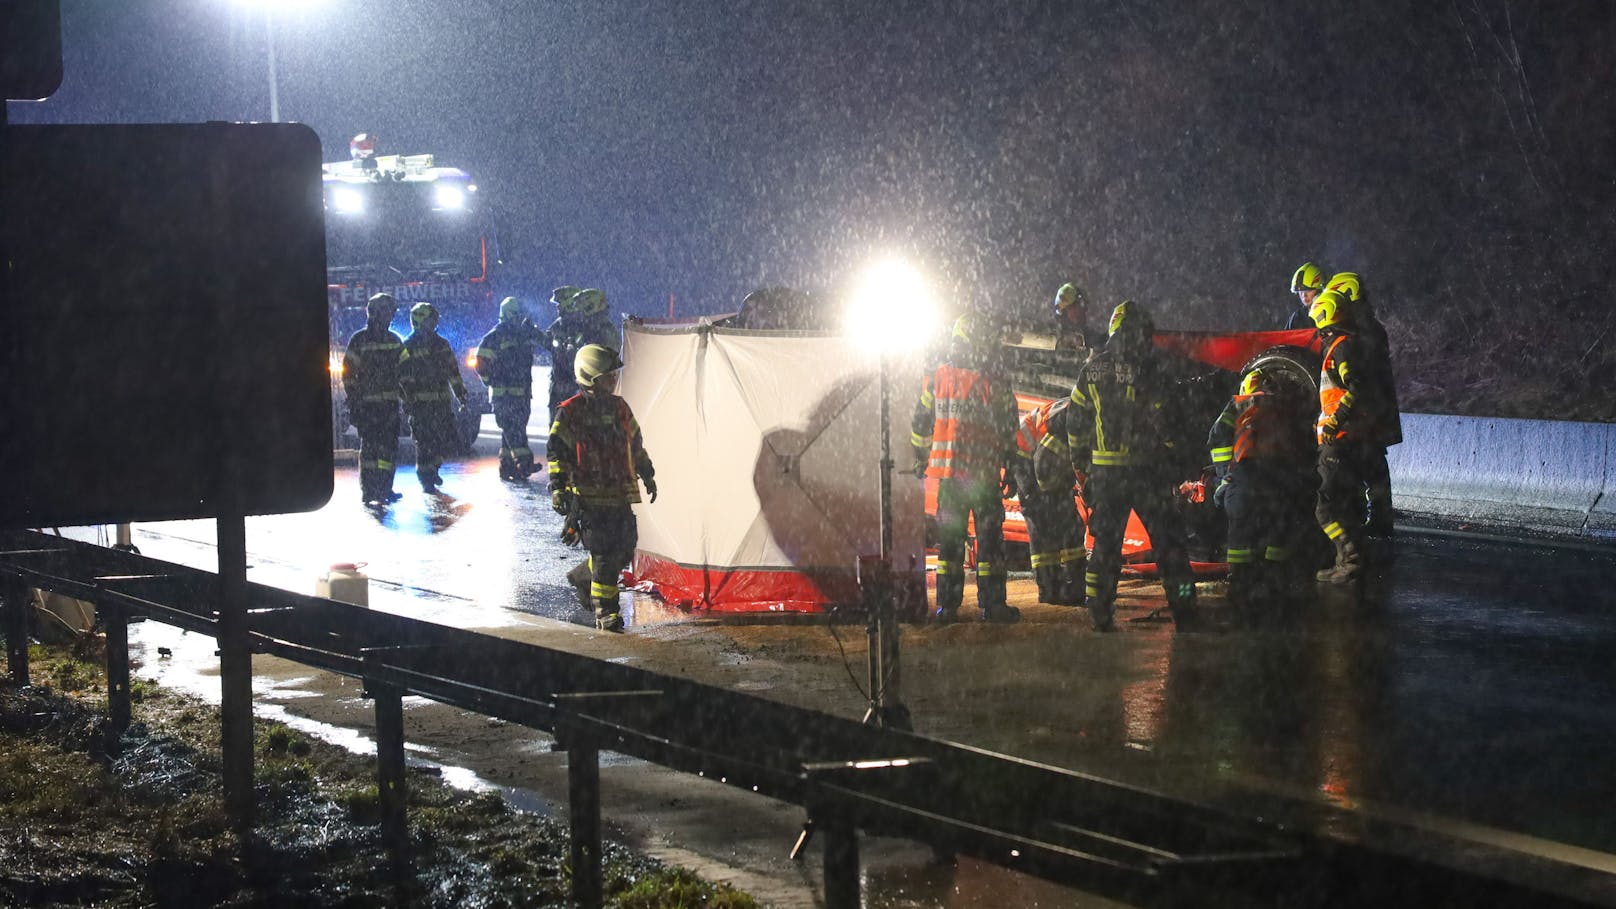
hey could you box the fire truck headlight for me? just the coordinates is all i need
[464,351,478,370]
[434,185,466,211]
[332,187,365,215]
[328,351,344,376]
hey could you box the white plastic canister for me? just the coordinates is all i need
[316,562,369,607]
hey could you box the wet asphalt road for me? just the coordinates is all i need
[51,401,1616,902]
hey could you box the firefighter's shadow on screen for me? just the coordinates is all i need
[751,377,881,591]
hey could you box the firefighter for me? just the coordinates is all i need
[547,286,619,424]
[1053,282,1090,351]
[1324,272,1402,536]
[342,293,404,505]
[548,344,657,633]
[1309,288,1391,583]
[1207,367,1316,618]
[1287,262,1325,331]
[912,312,1022,624]
[1068,300,1201,632]
[476,296,547,480]
[1012,398,1087,605]
[399,302,467,494]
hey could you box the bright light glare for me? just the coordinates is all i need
[230,0,323,10]
[434,185,467,210]
[846,259,939,354]
[332,187,364,215]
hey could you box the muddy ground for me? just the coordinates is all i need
[0,643,759,909]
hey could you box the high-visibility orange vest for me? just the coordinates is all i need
[1317,335,1353,444]
[919,364,1005,481]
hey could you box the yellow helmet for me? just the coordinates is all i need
[574,343,623,389]
[1309,288,1350,330]
[498,296,523,322]
[1325,272,1362,303]
[550,285,581,312]
[1239,368,1268,396]
[409,301,439,332]
[1053,282,1084,315]
[1107,299,1150,336]
[1290,262,1325,295]
[951,312,979,345]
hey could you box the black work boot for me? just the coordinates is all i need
[933,573,964,623]
[1088,595,1116,632]
[1058,559,1086,606]
[1316,537,1363,584]
[1033,563,1058,604]
[594,607,624,633]
[977,573,1019,623]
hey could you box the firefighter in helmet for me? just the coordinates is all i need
[342,293,404,505]
[1068,300,1201,632]
[1207,366,1316,618]
[547,344,657,632]
[476,296,548,480]
[399,302,467,494]
[1324,271,1402,536]
[546,286,618,424]
[1309,288,1391,583]
[1287,262,1325,331]
[1052,281,1090,351]
[1012,397,1087,605]
[912,311,1022,623]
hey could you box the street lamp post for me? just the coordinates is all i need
[229,0,320,122]
[264,10,278,122]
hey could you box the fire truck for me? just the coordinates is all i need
[325,134,497,453]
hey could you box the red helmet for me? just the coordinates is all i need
[349,133,378,161]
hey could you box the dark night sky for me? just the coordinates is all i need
[10,0,1615,348]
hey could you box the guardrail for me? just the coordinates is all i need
[1,528,1608,908]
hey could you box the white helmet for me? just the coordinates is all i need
[574,344,623,389]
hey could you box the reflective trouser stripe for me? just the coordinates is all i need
[1226,547,1255,564]
[1322,521,1345,540]
[1029,552,1056,568]
[1091,451,1133,466]
[361,459,379,470]
[936,560,962,577]
[1058,548,1085,564]
[911,431,932,447]
[591,581,618,598]
[491,387,530,397]
[1264,546,1290,562]
[377,459,393,470]
[1085,570,1100,598]
[976,561,1003,577]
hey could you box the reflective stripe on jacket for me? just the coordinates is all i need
[1067,350,1165,468]
[1317,334,1365,444]
[399,331,467,408]
[1208,391,1310,465]
[1015,399,1075,492]
[547,391,655,505]
[342,327,403,403]
[912,361,1017,482]
[476,319,544,398]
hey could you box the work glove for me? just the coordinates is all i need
[643,476,658,503]
[1000,473,1018,500]
[1318,415,1340,438]
[551,488,572,515]
[1213,477,1232,509]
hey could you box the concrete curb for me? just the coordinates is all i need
[1388,413,1616,542]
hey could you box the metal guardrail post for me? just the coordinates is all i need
[4,575,27,686]
[104,599,130,755]
[567,736,603,909]
[369,676,410,875]
[216,514,254,833]
[821,813,860,909]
